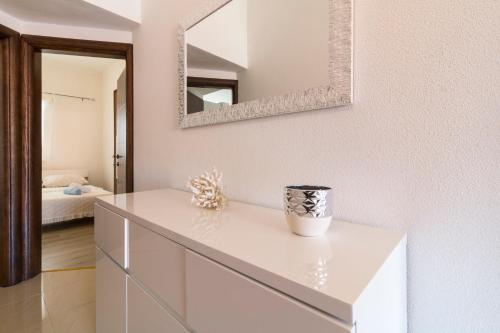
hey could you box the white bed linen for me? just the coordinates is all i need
[42,185,113,225]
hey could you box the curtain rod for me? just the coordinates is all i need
[42,92,95,102]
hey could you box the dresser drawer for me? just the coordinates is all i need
[128,221,185,318]
[96,248,126,333]
[185,251,353,333]
[94,204,127,268]
[127,276,189,333]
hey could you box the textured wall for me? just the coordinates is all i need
[133,0,500,331]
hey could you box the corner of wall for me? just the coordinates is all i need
[82,0,142,24]
[1,7,133,43]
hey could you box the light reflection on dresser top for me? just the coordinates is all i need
[96,188,406,324]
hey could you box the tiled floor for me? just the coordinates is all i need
[0,268,96,333]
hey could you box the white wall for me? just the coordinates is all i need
[133,0,500,332]
[238,0,329,102]
[186,0,248,68]
[42,57,105,186]
[101,61,126,191]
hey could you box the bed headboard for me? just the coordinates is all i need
[42,169,89,180]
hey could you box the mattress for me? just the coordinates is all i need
[42,185,113,225]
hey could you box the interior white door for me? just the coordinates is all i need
[114,70,126,194]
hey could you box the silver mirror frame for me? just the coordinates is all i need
[178,0,352,128]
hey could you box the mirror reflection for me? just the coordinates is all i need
[185,0,330,114]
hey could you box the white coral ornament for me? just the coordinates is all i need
[186,168,227,210]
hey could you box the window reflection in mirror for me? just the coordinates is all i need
[187,77,238,114]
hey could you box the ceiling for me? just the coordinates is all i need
[187,44,245,73]
[42,53,124,73]
[0,0,137,30]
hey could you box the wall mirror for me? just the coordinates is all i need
[178,0,352,128]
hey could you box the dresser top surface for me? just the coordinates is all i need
[97,188,406,323]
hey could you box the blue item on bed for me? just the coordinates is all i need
[63,187,82,195]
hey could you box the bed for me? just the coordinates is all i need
[42,169,113,225]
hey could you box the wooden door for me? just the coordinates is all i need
[115,70,127,194]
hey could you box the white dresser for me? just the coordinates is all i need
[95,189,407,333]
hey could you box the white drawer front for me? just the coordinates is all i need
[129,221,185,318]
[186,251,353,333]
[94,204,127,268]
[127,277,189,333]
[96,248,126,333]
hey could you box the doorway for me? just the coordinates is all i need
[30,38,133,273]
[0,34,133,286]
[40,53,127,271]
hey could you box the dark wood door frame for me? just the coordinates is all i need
[1,34,134,287]
[113,89,117,194]
[0,24,22,287]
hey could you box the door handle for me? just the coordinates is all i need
[112,154,123,159]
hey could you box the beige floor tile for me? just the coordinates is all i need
[0,274,42,308]
[0,294,55,333]
[42,269,96,333]
[50,301,96,333]
[0,267,96,333]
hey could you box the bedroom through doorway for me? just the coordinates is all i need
[41,53,127,272]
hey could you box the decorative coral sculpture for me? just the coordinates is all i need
[187,168,227,210]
